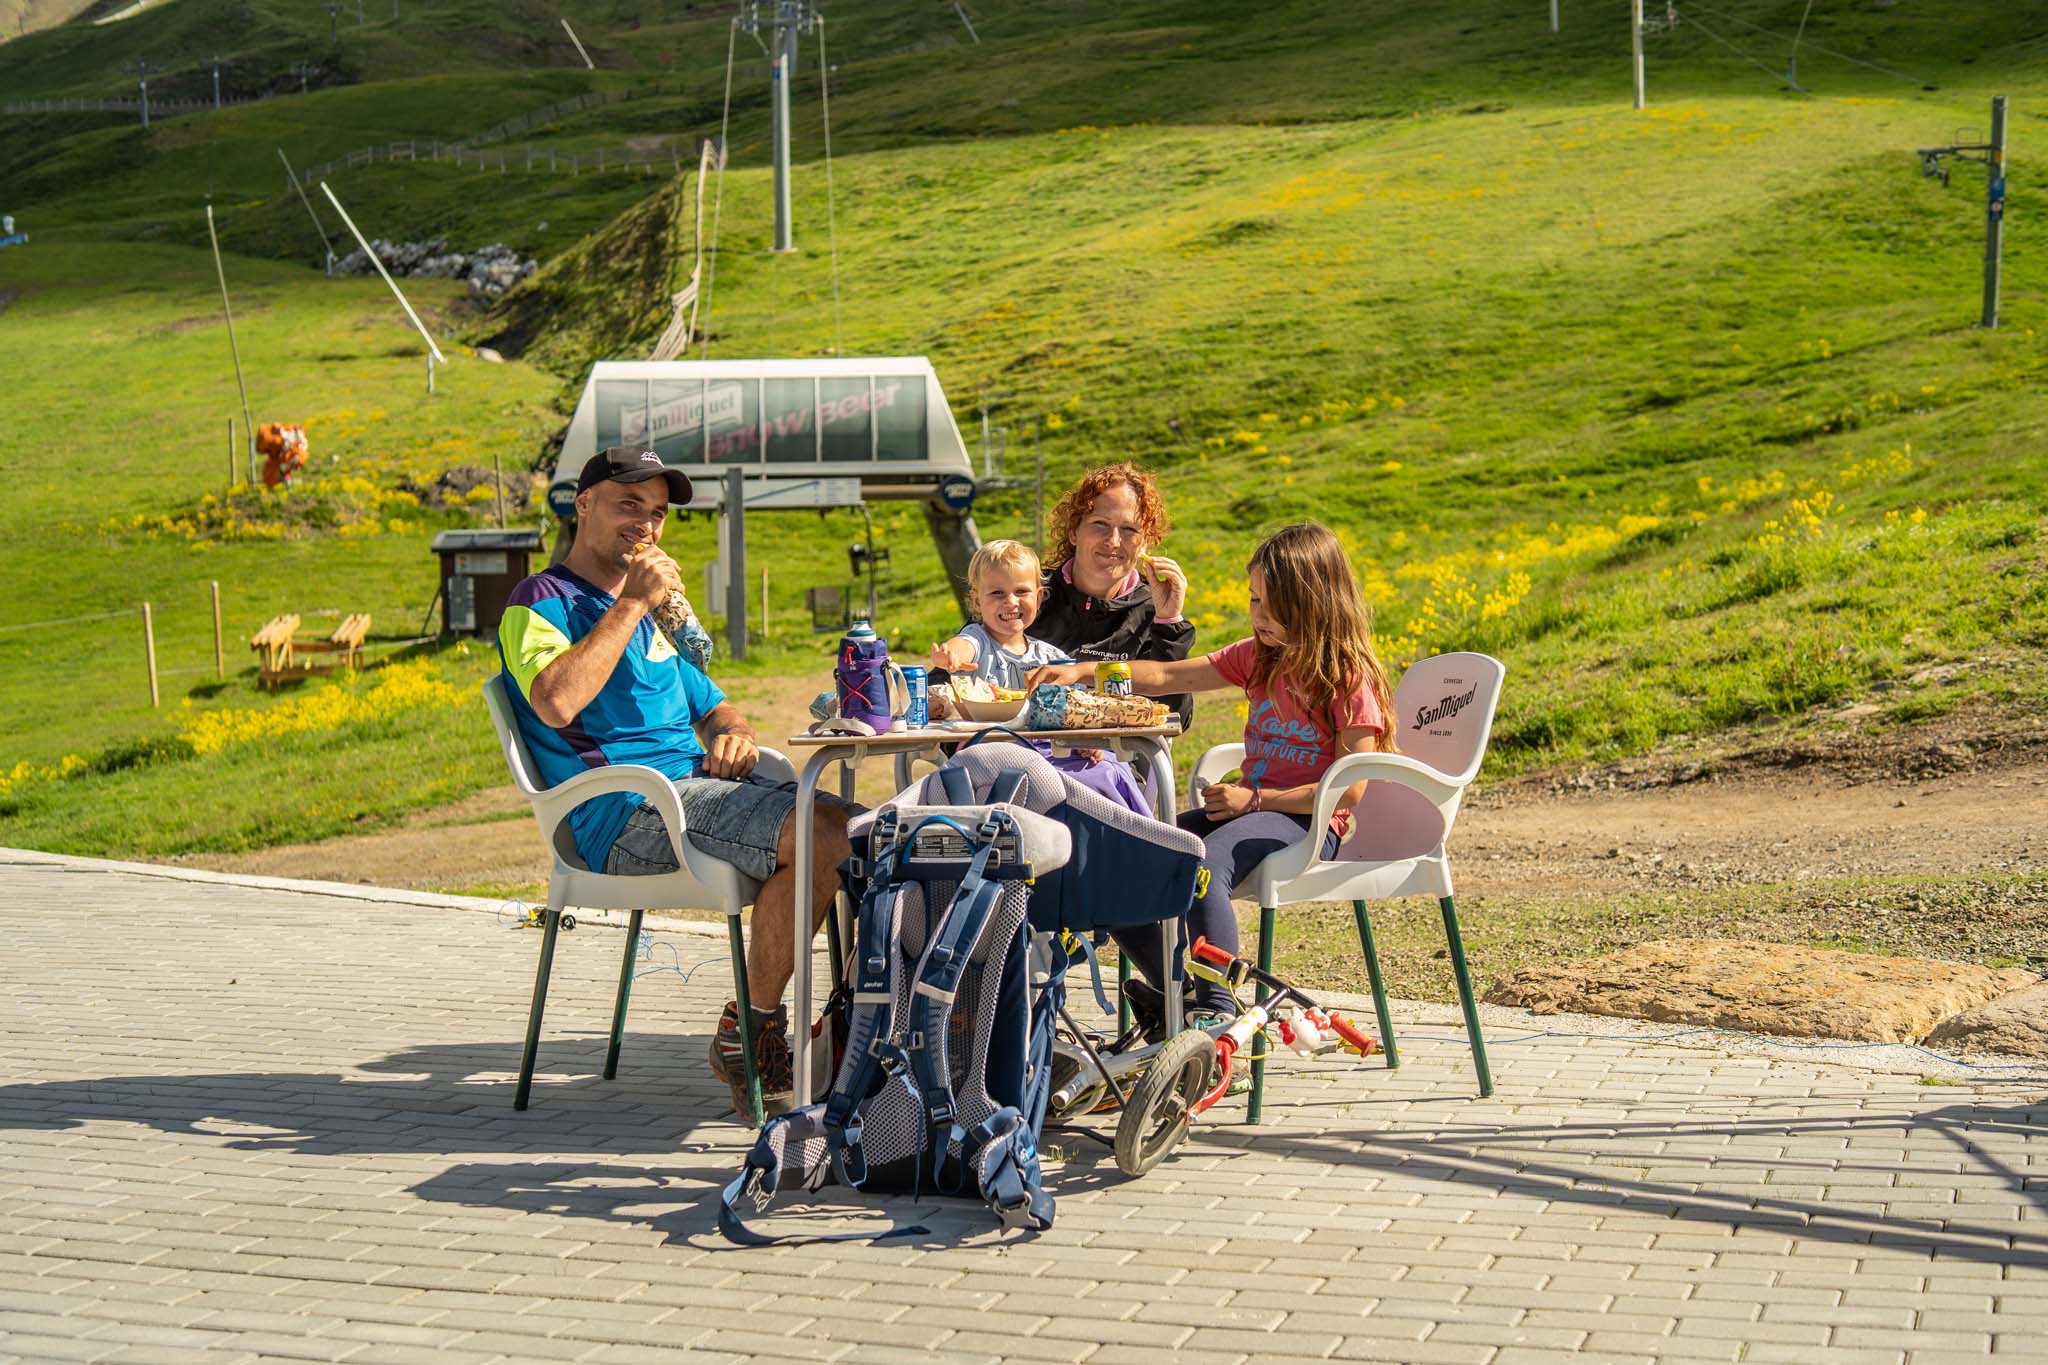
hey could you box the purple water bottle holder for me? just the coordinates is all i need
[834,622,906,732]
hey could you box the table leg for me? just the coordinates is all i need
[1136,737,1183,1037]
[790,746,842,1107]
[833,759,857,981]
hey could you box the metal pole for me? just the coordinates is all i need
[561,17,596,69]
[761,566,770,638]
[859,504,878,622]
[1631,0,1646,110]
[211,581,225,680]
[140,77,149,128]
[1032,429,1045,561]
[1550,0,1558,34]
[205,207,258,478]
[1983,95,2007,329]
[142,604,160,708]
[492,449,506,526]
[771,13,794,252]
[212,62,221,110]
[277,149,338,266]
[227,417,236,487]
[318,181,447,364]
[725,467,747,660]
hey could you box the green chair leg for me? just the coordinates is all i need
[1118,954,1133,1034]
[1352,900,1400,1070]
[1439,895,1494,1098]
[604,908,645,1081]
[1247,906,1276,1124]
[514,901,566,1111]
[727,915,766,1128]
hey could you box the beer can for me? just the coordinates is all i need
[1095,660,1133,698]
[900,665,930,728]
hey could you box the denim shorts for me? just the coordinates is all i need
[603,774,857,883]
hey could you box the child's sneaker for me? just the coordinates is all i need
[708,1001,792,1121]
[1187,1006,1254,1095]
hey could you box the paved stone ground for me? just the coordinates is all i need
[1,851,2045,1364]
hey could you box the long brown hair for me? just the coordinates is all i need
[1247,522,1397,751]
[1045,463,1171,569]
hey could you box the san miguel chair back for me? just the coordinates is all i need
[1185,652,1506,1121]
[482,676,794,1123]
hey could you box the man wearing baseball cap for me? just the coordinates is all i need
[495,446,855,1122]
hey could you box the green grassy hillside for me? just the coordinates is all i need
[1,0,2043,861]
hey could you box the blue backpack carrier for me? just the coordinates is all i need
[721,745,1206,1243]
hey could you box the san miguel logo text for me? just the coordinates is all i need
[1413,685,1477,730]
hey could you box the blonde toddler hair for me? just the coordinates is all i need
[967,539,1043,594]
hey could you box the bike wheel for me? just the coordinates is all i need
[1113,1028,1214,1177]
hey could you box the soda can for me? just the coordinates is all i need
[1095,659,1133,698]
[900,665,930,728]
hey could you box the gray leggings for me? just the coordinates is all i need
[1115,809,1340,1012]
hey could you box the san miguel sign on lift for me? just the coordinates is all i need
[620,382,747,447]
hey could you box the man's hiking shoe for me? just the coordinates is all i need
[709,1001,792,1121]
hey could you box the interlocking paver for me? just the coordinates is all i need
[2,853,2044,1363]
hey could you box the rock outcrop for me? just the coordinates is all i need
[1925,981,2048,1058]
[1485,939,2041,1044]
[334,238,537,295]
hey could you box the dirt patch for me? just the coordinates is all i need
[176,681,2048,1007]
[150,315,219,336]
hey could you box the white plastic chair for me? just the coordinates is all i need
[1185,652,1505,1120]
[482,676,796,1121]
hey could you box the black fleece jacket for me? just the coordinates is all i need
[1031,566,1197,730]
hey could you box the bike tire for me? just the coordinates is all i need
[1113,1028,1214,1177]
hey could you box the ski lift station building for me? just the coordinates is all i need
[546,357,984,607]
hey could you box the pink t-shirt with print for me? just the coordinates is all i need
[1209,638,1385,794]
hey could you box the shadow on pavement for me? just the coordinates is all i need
[1188,1092,2048,1271]
[4,1034,2041,1261]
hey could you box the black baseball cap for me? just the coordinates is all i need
[577,445,694,506]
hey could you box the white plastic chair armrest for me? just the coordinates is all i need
[530,762,692,870]
[1303,751,1465,865]
[754,746,796,786]
[1186,743,1247,809]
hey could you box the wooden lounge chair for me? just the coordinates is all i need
[254,612,370,690]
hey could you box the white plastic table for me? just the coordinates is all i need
[783,720,1185,1105]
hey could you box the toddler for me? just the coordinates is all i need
[934,539,1151,814]
[930,539,1071,690]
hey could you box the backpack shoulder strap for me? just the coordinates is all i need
[902,818,1013,1192]
[937,764,974,804]
[987,767,1025,805]
[823,809,909,1189]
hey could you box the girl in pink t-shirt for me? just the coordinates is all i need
[1029,521,1395,1019]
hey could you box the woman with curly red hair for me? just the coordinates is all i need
[1033,462,1197,729]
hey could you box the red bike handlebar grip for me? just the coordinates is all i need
[1330,1014,1377,1056]
[1190,936,1234,967]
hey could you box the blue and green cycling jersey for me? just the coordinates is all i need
[496,564,723,871]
